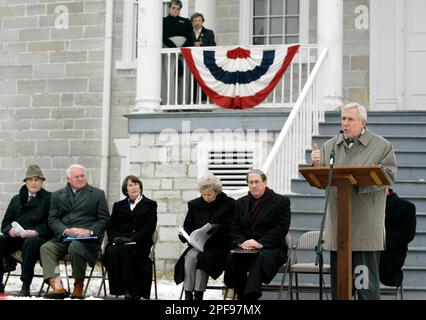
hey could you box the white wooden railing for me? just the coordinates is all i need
[160,44,319,110]
[227,47,329,197]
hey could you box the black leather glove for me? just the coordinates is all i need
[113,236,132,245]
[207,223,218,235]
[178,234,188,243]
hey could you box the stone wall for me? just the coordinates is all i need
[0,0,132,214]
[128,130,277,269]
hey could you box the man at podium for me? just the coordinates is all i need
[311,102,397,300]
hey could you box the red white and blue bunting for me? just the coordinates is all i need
[181,45,299,109]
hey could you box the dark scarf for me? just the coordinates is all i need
[248,187,273,221]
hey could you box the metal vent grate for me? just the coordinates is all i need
[207,150,254,190]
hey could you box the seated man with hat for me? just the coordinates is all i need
[0,165,51,296]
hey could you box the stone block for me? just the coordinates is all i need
[88,77,103,92]
[69,140,101,156]
[159,226,179,242]
[3,16,37,29]
[17,80,46,94]
[0,29,19,42]
[65,62,103,77]
[52,157,77,169]
[47,78,87,93]
[28,41,64,52]
[36,140,69,156]
[50,26,83,40]
[30,119,64,130]
[16,107,50,120]
[15,130,48,140]
[84,1,106,13]
[46,2,83,14]
[157,213,177,226]
[84,25,104,38]
[342,70,367,88]
[17,53,49,65]
[156,242,180,259]
[155,164,187,178]
[87,50,104,62]
[74,118,101,130]
[34,64,66,79]
[49,51,87,63]
[73,93,102,106]
[182,190,198,202]
[0,65,33,80]
[19,28,49,41]
[160,179,173,190]
[24,157,51,170]
[60,94,73,106]
[26,4,46,15]
[152,190,181,201]
[139,163,155,178]
[49,130,83,139]
[1,157,24,169]
[69,39,104,51]
[351,55,369,71]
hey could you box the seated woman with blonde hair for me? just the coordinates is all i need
[174,174,235,300]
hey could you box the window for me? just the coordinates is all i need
[240,0,309,46]
[116,0,189,70]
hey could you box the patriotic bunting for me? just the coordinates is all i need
[181,45,299,109]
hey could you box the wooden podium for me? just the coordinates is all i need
[298,165,392,300]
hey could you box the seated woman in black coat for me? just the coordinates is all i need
[174,174,235,300]
[103,175,157,300]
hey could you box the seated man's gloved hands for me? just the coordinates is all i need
[207,223,218,235]
[113,236,133,245]
[178,234,187,243]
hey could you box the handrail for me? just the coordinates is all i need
[262,48,329,173]
[226,47,329,198]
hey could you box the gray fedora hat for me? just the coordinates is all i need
[23,164,46,182]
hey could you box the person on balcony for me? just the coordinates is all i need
[103,175,157,300]
[379,189,416,289]
[40,164,109,299]
[224,169,291,300]
[174,174,235,300]
[311,102,397,300]
[189,12,216,103]
[162,0,192,105]
[0,165,51,297]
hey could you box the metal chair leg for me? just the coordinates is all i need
[152,254,158,299]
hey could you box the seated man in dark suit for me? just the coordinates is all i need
[40,164,109,299]
[379,189,416,288]
[224,169,291,300]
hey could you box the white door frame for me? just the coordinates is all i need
[370,0,405,110]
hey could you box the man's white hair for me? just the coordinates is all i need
[66,164,86,178]
[342,102,367,122]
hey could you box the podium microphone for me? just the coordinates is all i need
[329,130,344,166]
[315,129,343,300]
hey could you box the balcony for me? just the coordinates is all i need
[159,44,319,111]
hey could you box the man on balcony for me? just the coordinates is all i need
[162,0,192,105]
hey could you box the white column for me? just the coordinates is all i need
[194,0,216,31]
[317,0,343,110]
[134,0,163,112]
